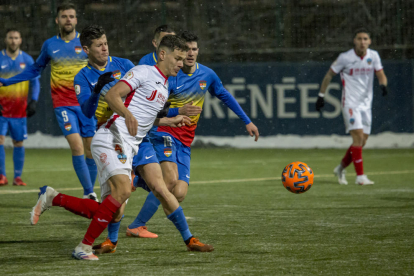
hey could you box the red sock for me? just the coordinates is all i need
[341,146,353,168]
[82,195,121,245]
[351,146,364,176]
[52,193,100,219]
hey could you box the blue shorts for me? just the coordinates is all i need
[54,106,96,138]
[151,131,191,184]
[0,117,27,141]
[132,136,159,192]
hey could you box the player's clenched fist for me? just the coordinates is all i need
[179,101,202,116]
[125,112,138,136]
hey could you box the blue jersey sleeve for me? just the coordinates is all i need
[75,72,98,118]
[123,59,135,71]
[209,72,251,125]
[24,53,40,101]
[0,41,49,86]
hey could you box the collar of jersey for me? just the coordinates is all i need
[57,31,80,43]
[86,56,112,71]
[182,62,199,77]
[152,51,157,63]
[2,49,22,60]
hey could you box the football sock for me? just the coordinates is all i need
[0,145,5,176]
[72,155,94,195]
[341,146,353,168]
[83,195,121,246]
[85,157,97,189]
[351,146,364,176]
[13,146,24,178]
[167,206,193,242]
[108,215,124,243]
[52,193,100,219]
[128,191,160,229]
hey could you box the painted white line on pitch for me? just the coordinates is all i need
[1,169,414,195]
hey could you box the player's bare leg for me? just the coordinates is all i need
[126,163,160,238]
[0,135,8,186]
[66,133,95,198]
[160,161,188,202]
[82,136,98,201]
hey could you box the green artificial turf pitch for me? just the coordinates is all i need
[0,148,413,275]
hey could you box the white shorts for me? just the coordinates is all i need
[91,128,134,199]
[342,106,372,134]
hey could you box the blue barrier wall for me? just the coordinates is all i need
[27,60,413,136]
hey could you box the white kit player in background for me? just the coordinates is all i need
[316,28,388,186]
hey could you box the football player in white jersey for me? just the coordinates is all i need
[316,28,388,185]
[30,35,213,261]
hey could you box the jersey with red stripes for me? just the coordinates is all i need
[330,48,383,109]
[103,65,168,153]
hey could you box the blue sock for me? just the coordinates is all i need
[72,155,93,195]
[167,206,193,242]
[85,157,97,189]
[0,145,5,176]
[13,146,25,178]
[108,215,123,243]
[128,192,160,229]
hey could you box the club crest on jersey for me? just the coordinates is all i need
[117,154,127,164]
[19,63,26,69]
[112,70,121,80]
[64,123,72,131]
[146,90,157,101]
[75,46,82,54]
[126,71,134,80]
[164,148,172,157]
[350,118,355,125]
[367,58,372,65]
[75,85,81,95]
[199,81,207,90]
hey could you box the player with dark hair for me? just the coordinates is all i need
[30,35,213,261]
[316,28,388,185]
[123,30,259,239]
[0,29,40,186]
[139,24,176,66]
[0,3,97,199]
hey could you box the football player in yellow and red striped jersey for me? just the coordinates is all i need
[0,3,97,199]
[0,29,40,186]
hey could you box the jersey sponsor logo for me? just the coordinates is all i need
[126,71,134,80]
[19,63,26,69]
[112,70,121,80]
[1,65,7,69]
[146,90,157,101]
[367,58,372,65]
[64,123,72,131]
[156,81,161,85]
[199,81,207,90]
[75,84,81,95]
[91,82,97,86]
[52,49,60,54]
[100,153,107,163]
[164,148,172,157]
[75,46,82,54]
[145,155,154,159]
[177,84,185,90]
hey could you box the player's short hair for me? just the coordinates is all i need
[80,25,106,47]
[57,2,76,15]
[354,28,370,38]
[154,25,175,39]
[180,31,199,46]
[158,35,189,53]
[5,29,21,37]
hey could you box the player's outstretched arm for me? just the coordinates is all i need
[376,70,388,96]
[0,63,42,87]
[246,122,259,141]
[105,81,138,136]
[155,115,191,128]
[316,69,336,112]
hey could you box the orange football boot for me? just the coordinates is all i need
[0,175,8,186]
[186,237,214,252]
[126,226,158,238]
[13,177,26,186]
[92,237,117,254]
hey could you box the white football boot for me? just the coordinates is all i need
[30,186,58,225]
[83,192,99,202]
[355,175,374,185]
[72,242,99,261]
[333,165,348,185]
